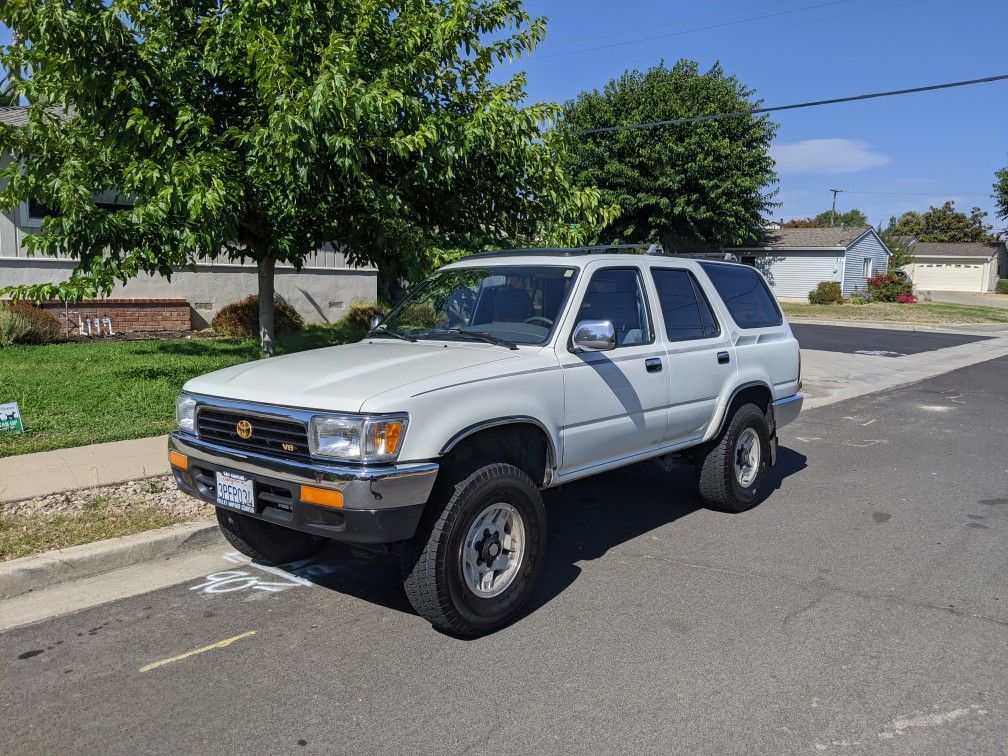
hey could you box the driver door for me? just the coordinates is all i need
[556,266,671,476]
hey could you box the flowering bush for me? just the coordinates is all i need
[896,292,918,304]
[866,272,913,303]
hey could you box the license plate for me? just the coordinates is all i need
[215,470,255,513]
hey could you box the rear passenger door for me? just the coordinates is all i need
[649,267,738,444]
[557,266,670,474]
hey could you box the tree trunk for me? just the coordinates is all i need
[257,256,276,356]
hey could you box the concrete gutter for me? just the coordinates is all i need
[0,519,219,601]
[788,317,1008,335]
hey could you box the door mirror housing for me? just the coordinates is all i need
[572,320,616,352]
[370,315,382,329]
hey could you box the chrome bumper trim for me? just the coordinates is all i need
[772,394,803,431]
[169,433,438,511]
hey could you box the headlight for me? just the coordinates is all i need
[176,393,197,434]
[309,414,408,463]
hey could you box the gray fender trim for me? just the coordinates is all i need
[439,416,559,485]
[707,381,775,442]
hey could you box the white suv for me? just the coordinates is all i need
[170,248,802,636]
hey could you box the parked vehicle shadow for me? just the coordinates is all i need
[281,446,808,629]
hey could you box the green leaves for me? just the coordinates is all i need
[885,201,997,244]
[994,165,1007,226]
[557,60,778,249]
[0,0,583,304]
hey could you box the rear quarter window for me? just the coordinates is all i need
[699,262,782,329]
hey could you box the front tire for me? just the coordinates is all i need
[216,508,325,565]
[401,463,546,637]
[696,403,771,513]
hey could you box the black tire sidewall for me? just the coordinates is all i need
[442,467,546,633]
[725,405,770,507]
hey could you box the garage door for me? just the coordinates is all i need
[910,262,986,292]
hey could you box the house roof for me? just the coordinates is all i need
[0,106,29,127]
[730,226,873,250]
[910,241,1005,259]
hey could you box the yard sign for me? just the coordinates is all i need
[0,402,24,434]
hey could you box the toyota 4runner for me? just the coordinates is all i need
[170,248,802,636]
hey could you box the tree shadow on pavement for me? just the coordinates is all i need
[283,446,808,629]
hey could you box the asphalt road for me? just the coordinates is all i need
[791,323,990,356]
[4,359,1008,754]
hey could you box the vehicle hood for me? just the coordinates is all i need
[183,340,524,412]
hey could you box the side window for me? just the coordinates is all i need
[575,267,653,347]
[699,262,782,329]
[650,269,720,341]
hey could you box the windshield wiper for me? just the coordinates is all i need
[439,328,519,351]
[367,327,417,343]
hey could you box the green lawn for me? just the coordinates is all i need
[782,301,1008,325]
[0,322,364,458]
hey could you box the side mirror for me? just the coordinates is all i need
[370,315,382,329]
[572,319,616,352]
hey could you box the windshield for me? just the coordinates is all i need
[378,265,579,346]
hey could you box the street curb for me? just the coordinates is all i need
[787,317,1008,335]
[0,519,220,601]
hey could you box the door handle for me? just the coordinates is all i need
[645,357,663,373]
[717,351,730,364]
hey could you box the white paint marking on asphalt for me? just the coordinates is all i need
[139,630,257,673]
[919,405,953,412]
[862,419,877,426]
[855,349,906,358]
[841,439,885,448]
[188,551,338,596]
[876,705,986,741]
[795,437,822,443]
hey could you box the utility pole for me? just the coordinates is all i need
[829,188,843,226]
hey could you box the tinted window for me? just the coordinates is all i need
[699,262,782,329]
[651,269,720,341]
[576,268,652,347]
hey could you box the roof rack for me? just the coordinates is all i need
[469,243,739,262]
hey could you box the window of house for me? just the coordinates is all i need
[863,257,873,278]
[650,268,720,341]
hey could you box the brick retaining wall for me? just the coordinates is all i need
[39,298,191,333]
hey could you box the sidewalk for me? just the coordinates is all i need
[0,435,169,503]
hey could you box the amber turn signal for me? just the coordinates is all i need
[168,450,189,470]
[300,484,344,509]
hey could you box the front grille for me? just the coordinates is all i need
[196,408,311,461]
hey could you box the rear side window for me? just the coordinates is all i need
[699,262,782,329]
[650,269,720,341]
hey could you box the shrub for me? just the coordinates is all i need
[808,281,844,305]
[211,295,303,337]
[866,272,913,303]
[847,292,868,305]
[345,301,390,332]
[997,279,1008,295]
[0,305,31,347]
[896,292,918,304]
[8,301,61,344]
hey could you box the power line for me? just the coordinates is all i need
[532,0,853,60]
[837,189,993,197]
[573,74,1008,135]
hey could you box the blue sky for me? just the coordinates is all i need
[509,0,1008,228]
[3,1,1005,229]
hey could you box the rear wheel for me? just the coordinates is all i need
[696,403,771,513]
[401,462,546,637]
[216,508,325,565]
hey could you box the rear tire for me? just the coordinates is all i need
[401,463,546,637]
[696,403,771,513]
[216,508,325,565]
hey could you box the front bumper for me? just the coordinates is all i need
[169,433,438,544]
[771,394,803,431]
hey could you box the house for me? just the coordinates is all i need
[0,106,377,331]
[899,241,1007,293]
[724,226,891,299]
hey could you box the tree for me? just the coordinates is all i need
[995,165,1008,231]
[885,201,996,244]
[0,0,601,353]
[878,229,915,271]
[557,60,778,249]
[783,208,868,228]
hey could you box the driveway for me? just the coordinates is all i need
[926,290,1008,308]
[3,356,1007,753]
